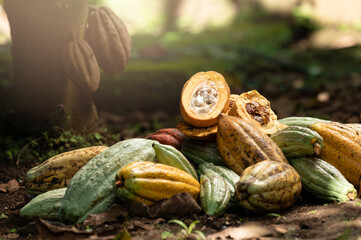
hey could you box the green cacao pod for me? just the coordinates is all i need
[279,116,330,128]
[61,39,100,92]
[235,160,301,214]
[217,114,288,176]
[270,126,323,158]
[58,138,156,223]
[198,162,239,196]
[115,161,200,205]
[153,142,198,181]
[181,138,224,166]
[289,157,357,202]
[198,168,231,216]
[86,6,131,74]
[20,188,66,220]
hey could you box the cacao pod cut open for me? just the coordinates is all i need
[61,39,100,92]
[86,6,131,74]
[115,161,200,205]
[228,90,286,135]
[180,71,230,128]
[225,94,239,115]
[217,114,288,176]
[177,121,217,140]
[145,128,186,150]
[235,160,301,214]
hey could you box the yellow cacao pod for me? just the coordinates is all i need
[115,161,200,205]
[217,114,288,175]
[310,122,361,191]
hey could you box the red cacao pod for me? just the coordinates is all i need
[86,6,131,74]
[145,128,186,150]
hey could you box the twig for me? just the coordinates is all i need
[16,137,43,166]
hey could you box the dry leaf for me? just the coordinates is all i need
[35,218,91,240]
[83,204,129,227]
[130,192,201,219]
[0,179,20,193]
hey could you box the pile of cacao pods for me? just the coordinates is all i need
[21,71,361,224]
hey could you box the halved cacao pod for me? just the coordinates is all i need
[180,71,230,128]
[61,39,100,92]
[217,114,288,176]
[177,121,217,140]
[86,6,131,74]
[235,160,301,214]
[228,90,286,135]
[145,128,186,150]
[225,94,239,115]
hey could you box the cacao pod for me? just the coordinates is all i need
[20,188,66,220]
[198,168,231,216]
[177,121,217,140]
[217,113,288,175]
[180,71,230,128]
[181,138,224,166]
[279,116,330,128]
[115,161,200,205]
[270,126,323,158]
[25,146,108,196]
[289,157,357,202]
[235,160,301,214]
[309,122,361,191]
[228,90,286,135]
[59,138,157,223]
[153,142,198,181]
[61,39,100,92]
[145,128,186,150]
[86,6,131,74]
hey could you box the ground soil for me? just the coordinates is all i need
[1,178,361,240]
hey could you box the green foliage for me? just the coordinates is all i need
[168,219,206,240]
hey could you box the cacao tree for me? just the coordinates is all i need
[3,0,130,133]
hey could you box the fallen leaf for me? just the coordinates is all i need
[35,218,91,240]
[129,218,165,231]
[130,192,201,219]
[0,179,20,193]
[207,222,280,240]
[83,204,129,227]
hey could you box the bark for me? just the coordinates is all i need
[4,0,98,133]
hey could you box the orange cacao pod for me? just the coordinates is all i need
[86,6,131,74]
[145,128,186,150]
[61,39,100,92]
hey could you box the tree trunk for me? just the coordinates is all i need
[4,0,98,133]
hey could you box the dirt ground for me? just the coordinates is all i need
[1,177,361,240]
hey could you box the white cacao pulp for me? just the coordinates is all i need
[191,81,219,115]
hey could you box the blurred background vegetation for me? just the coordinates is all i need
[1,0,361,165]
